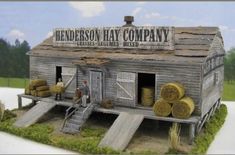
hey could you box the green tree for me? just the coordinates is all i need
[0,38,30,78]
[224,48,235,83]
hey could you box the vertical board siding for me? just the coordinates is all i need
[30,56,202,115]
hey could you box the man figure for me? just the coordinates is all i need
[78,80,90,108]
[55,78,64,100]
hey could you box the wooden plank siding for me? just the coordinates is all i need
[30,56,203,115]
[200,36,225,116]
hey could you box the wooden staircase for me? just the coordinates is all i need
[61,102,95,134]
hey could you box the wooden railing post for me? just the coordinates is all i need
[17,95,22,109]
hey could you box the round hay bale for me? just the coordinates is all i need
[100,99,113,109]
[25,85,31,95]
[30,79,47,87]
[172,96,195,119]
[37,90,51,97]
[153,99,172,117]
[160,82,185,102]
[50,85,65,94]
[141,87,154,106]
[36,85,49,91]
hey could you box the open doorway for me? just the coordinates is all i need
[138,73,155,106]
[56,66,62,83]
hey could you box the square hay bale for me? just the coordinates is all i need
[37,90,51,97]
[36,85,49,91]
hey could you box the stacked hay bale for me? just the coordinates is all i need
[141,87,155,107]
[153,82,195,119]
[24,79,51,97]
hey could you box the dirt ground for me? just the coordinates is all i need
[13,106,193,154]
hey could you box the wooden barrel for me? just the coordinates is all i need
[141,87,154,106]
[153,99,172,117]
[160,82,185,102]
[172,96,195,119]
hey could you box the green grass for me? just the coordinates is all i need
[191,104,228,154]
[0,110,119,154]
[222,81,235,101]
[0,77,29,88]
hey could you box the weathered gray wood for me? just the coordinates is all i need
[174,50,209,57]
[189,123,196,145]
[90,71,102,103]
[99,112,144,151]
[94,106,200,124]
[14,101,56,128]
[17,95,22,109]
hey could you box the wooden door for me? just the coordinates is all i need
[61,66,76,98]
[116,72,136,107]
[90,71,102,103]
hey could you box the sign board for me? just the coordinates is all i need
[53,26,174,50]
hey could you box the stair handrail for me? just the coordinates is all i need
[81,102,95,120]
[61,99,81,130]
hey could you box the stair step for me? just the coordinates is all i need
[62,127,79,134]
[68,119,84,125]
[75,111,83,116]
[66,122,80,129]
[72,115,83,120]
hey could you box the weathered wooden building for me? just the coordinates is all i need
[16,16,225,151]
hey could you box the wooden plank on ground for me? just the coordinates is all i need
[99,112,144,151]
[13,101,56,128]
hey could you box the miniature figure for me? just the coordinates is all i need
[55,78,64,100]
[77,80,90,108]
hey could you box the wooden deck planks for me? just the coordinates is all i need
[13,101,56,128]
[99,112,144,151]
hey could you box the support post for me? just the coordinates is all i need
[189,123,195,145]
[17,95,22,109]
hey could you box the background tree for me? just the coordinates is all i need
[0,38,30,78]
[224,48,235,83]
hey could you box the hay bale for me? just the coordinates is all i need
[36,85,49,91]
[160,82,185,102]
[30,79,47,87]
[153,99,172,117]
[37,90,51,97]
[0,101,5,121]
[100,99,113,109]
[31,90,37,97]
[141,87,154,107]
[172,96,195,119]
[50,85,65,94]
[29,84,35,90]
[25,85,31,95]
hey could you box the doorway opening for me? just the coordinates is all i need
[138,73,155,106]
[56,66,62,83]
